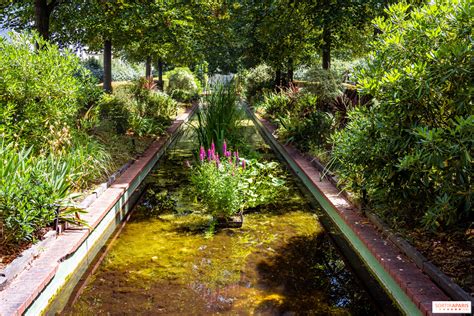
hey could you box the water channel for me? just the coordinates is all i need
[62,119,387,315]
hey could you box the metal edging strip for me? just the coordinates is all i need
[244,105,421,316]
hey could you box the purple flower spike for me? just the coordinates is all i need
[225,150,231,158]
[211,142,215,155]
[235,150,239,160]
[199,146,206,161]
[222,140,227,155]
[207,149,212,161]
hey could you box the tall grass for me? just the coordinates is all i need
[193,82,242,152]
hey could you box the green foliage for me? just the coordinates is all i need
[170,89,198,103]
[98,94,131,134]
[241,64,274,99]
[240,159,287,209]
[0,143,80,246]
[64,134,112,190]
[145,91,178,119]
[279,110,334,152]
[190,149,286,218]
[99,79,177,137]
[0,33,94,150]
[110,59,142,82]
[81,57,141,83]
[193,82,242,151]
[302,68,342,109]
[259,88,333,152]
[191,159,243,218]
[332,0,473,230]
[166,67,200,97]
[259,90,292,117]
[82,57,104,82]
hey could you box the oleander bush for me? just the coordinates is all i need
[0,33,112,247]
[0,33,95,151]
[332,0,473,229]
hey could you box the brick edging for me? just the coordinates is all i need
[253,110,473,306]
[247,106,457,316]
[0,105,197,316]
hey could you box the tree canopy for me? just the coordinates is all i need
[0,0,402,82]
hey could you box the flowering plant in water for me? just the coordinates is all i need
[190,141,285,219]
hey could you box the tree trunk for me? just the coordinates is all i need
[103,39,113,93]
[145,56,152,80]
[322,27,331,70]
[157,58,164,91]
[275,69,281,90]
[287,58,294,85]
[34,0,51,41]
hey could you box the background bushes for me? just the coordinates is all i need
[81,57,142,83]
[166,67,200,102]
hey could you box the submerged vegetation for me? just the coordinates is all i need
[66,127,376,315]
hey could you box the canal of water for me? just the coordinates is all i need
[62,120,387,315]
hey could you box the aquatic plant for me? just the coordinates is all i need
[192,82,243,153]
[191,142,245,219]
[190,141,286,220]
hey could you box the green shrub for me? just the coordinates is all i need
[170,89,198,103]
[190,144,286,219]
[191,158,243,218]
[64,134,112,189]
[279,110,334,151]
[332,0,473,229]
[302,68,342,110]
[111,58,142,82]
[259,90,291,117]
[101,79,176,137]
[98,94,131,134]
[0,32,95,150]
[146,91,178,118]
[243,63,273,99]
[166,67,200,98]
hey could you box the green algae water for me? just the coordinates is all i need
[63,121,378,315]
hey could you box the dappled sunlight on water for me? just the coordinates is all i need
[64,124,376,315]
